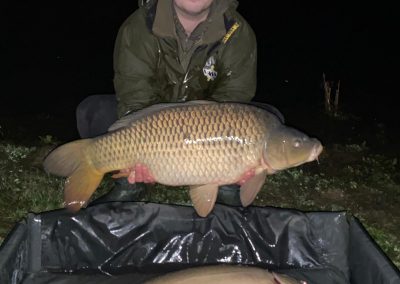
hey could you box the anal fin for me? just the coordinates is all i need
[240,170,267,207]
[189,184,219,217]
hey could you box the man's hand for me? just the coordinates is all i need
[111,164,156,184]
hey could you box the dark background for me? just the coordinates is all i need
[2,1,397,128]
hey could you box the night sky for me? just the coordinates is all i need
[2,2,397,125]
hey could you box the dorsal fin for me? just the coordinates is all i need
[245,101,285,123]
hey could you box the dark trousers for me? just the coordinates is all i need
[76,94,118,139]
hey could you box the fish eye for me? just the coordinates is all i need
[293,139,302,148]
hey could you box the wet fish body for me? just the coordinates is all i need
[145,265,304,284]
[43,101,322,216]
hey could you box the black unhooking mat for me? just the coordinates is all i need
[0,202,399,284]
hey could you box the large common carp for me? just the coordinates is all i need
[145,265,305,284]
[43,101,322,217]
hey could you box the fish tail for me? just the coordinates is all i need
[43,139,104,212]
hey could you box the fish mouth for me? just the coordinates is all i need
[307,143,323,162]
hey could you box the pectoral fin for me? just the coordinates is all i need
[189,184,219,217]
[240,170,267,207]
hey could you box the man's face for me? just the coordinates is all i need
[173,0,214,17]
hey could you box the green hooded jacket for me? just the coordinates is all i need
[113,0,257,118]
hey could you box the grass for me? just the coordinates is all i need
[0,142,63,240]
[0,109,399,270]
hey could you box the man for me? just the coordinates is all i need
[76,0,257,205]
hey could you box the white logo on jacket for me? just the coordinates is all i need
[203,56,218,81]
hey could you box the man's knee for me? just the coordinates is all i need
[76,94,118,138]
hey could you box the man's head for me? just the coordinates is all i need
[173,0,214,18]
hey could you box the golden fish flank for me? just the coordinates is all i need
[87,105,266,189]
[144,265,306,284]
[43,101,323,217]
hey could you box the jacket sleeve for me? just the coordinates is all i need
[209,18,257,103]
[113,11,160,118]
